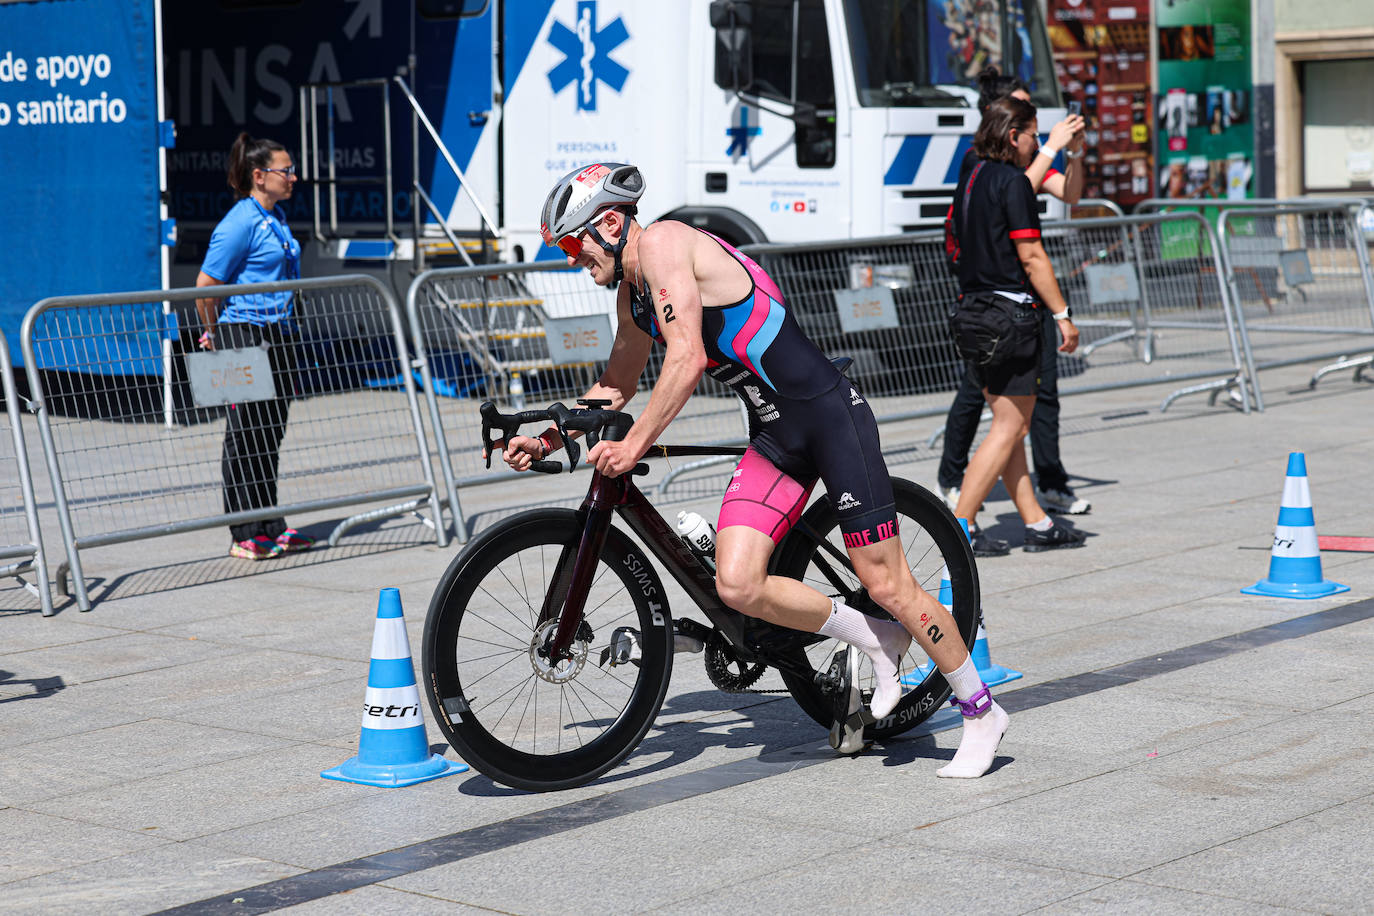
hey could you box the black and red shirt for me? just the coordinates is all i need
[951,157,1042,296]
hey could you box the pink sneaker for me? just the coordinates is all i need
[275,528,314,554]
[230,536,282,560]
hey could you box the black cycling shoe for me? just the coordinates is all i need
[1023,520,1087,552]
[970,529,1011,557]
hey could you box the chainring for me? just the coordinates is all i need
[703,629,769,692]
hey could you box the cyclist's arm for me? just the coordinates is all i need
[614,223,708,460]
[510,284,651,462]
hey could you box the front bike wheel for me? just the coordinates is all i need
[421,509,674,792]
[771,478,979,740]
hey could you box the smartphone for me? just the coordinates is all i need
[1067,100,1083,117]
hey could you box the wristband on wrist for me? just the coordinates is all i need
[536,430,558,459]
[1038,145,1060,161]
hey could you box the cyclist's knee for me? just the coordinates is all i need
[714,554,769,620]
[714,562,766,616]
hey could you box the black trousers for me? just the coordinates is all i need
[217,322,298,543]
[937,306,1069,493]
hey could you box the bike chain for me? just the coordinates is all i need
[703,629,784,694]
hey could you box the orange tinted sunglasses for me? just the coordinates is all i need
[552,212,610,258]
[555,232,586,257]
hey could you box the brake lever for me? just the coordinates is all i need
[546,402,581,472]
[479,401,519,469]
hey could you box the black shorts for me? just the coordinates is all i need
[743,378,897,545]
[970,351,1039,396]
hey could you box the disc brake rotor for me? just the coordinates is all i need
[529,619,592,684]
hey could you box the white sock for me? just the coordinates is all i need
[1028,515,1053,531]
[936,656,1010,779]
[816,599,911,719]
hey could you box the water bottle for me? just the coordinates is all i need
[676,510,716,569]
[508,371,525,410]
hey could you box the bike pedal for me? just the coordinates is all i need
[827,647,873,755]
[672,618,708,654]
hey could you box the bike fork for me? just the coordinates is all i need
[542,504,615,660]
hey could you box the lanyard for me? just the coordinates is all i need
[249,197,300,280]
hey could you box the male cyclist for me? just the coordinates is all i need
[497,162,1006,778]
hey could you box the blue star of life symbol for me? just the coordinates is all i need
[725,105,761,158]
[547,0,630,112]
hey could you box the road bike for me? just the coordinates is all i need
[421,397,979,792]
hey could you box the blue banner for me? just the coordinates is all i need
[0,0,162,370]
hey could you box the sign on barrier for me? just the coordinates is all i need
[834,286,899,334]
[1085,263,1141,307]
[185,347,276,407]
[545,314,614,365]
[1279,249,1314,288]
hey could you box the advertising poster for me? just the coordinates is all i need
[1155,0,1253,202]
[926,0,1037,88]
[1045,0,1154,210]
[0,0,163,368]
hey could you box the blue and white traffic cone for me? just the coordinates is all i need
[1242,452,1349,600]
[322,588,469,787]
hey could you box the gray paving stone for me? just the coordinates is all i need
[0,718,295,807]
[1036,878,1310,914]
[280,884,490,914]
[0,840,301,916]
[0,808,168,886]
[385,794,863,913]
[26,743,362,841]
[1131,798,1374,913]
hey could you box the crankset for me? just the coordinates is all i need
[704,629,768,692]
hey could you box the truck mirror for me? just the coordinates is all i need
[710,0,753,92]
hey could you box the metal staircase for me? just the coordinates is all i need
[298,76,575,396]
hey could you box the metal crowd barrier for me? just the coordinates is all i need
[741,214,1247,416]
[406,216,1258,523]
[21,275,445,612]
[1,335,53,616]
[406,262,748,539]
[1217,204,1374,410]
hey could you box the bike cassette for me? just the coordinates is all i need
[530,619,594,684]
[826,647,874,755]
[704,629,767,692]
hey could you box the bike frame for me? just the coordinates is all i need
[542,454,828,685]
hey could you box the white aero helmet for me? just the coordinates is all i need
[539,162,644,248]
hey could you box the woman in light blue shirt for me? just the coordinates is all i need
[195,132,312,560]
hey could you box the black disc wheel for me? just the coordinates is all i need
[421,509,674,792]
[770,478,980,740]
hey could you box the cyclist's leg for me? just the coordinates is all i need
[715,449,909,679]
[844,535,1007,777]
[715,447,830,630]
[824,392,1009,776]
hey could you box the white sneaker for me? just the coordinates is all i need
[939,484,961,513]
[1037,486,1091,515]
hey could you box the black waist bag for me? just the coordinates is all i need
[947,293,1040,367]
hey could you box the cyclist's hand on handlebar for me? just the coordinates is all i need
[493,434,546,472]
[587,438,642,478]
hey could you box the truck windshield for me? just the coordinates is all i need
[842,0,1060,109]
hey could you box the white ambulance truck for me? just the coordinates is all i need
[163,0,1065,278]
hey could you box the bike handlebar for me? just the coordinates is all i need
[480,399,636,475]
